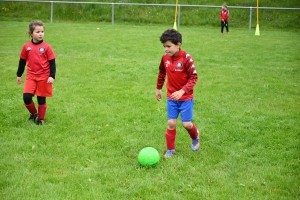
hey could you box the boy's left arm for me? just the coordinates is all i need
[182,58,198,94]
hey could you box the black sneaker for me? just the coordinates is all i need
[36,119,44,125]
[28,113,38,122]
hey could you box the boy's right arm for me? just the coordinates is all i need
[156,58,166,101]
[156,89,162,101]
[156,59,166,89]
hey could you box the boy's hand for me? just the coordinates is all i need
[170,89,185,100]
[156,89,162,101]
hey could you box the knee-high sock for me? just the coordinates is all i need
[186,124,199,140]
[25,102,37,114]
[38,104,47,120]
[166,129,176,150]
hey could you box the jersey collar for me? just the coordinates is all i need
[31,39,43,45]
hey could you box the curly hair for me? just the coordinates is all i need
[160,29,182,45]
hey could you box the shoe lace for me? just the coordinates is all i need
[192,138,199,146]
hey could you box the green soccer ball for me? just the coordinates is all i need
[138,147,160,167]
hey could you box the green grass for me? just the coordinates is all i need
[0,21,299,199]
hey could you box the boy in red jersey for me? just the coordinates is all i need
[156,29,200,158]
[16,20,56,125]
[220,3,230,34]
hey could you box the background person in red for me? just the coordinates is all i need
[156,29,200,158]
[16,20,56,125]
[220,3,230,34]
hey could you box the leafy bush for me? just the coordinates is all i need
[0,0,299,29]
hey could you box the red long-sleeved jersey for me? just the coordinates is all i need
[220,9,229,21]
[156,49,198,101]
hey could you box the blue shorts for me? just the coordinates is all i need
[167,99,194,122]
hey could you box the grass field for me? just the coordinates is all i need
[0,21,299,199]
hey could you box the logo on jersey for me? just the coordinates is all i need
[39,47,45,53]
[165,60,170,67]
[27,47,32,51]
[176,62,182,68]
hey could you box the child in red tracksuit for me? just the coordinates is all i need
[156,29,200,158]
[220,3,230,34]
[16,20,56,125]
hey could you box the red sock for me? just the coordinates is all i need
[38,104,47,120]
[166,129,176,150]
[186,124,199,140]
[25,102,37,114]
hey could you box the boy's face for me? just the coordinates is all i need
[162,40,181,56]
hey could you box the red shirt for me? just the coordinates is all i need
[20,41,56,77]
[156,49,198,101]
[220,9,229,21]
